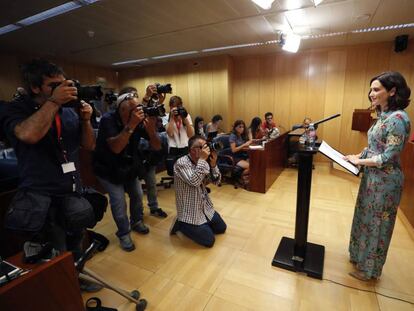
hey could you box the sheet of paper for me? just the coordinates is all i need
[318,140,360,175]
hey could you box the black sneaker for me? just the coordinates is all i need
[150,208,168,218]
[132,220,150,234]
[119,234,135,252]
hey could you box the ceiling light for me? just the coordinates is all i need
[0,24,21,35]
[0,0,101,36]
[17,2,82,26]
[281,33,301,53]
[202,42,262,52]
[152,51,198,60]
[250,0,275,10]
[112,58,149,66]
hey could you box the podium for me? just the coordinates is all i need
[272,144,324,279]
[271,114,341,279]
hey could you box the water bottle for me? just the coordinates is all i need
[307,124,316,148]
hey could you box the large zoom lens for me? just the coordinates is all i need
[142,104,166,117]
[50,79,103,108]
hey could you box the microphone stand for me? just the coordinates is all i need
[272,113,340,279]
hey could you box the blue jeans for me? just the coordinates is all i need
[97,177,144,238]
[144,166,158,211]
[178,212,227,247]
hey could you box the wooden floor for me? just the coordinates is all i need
[82,164,414,311]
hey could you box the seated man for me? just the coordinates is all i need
[261,112,279,138]
[172,135,226,247]
[93,88,161,252]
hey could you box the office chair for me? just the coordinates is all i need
[214,135,243,189]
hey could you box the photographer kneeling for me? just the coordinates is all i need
[172,135,227,248]
[93,90,161,252]
[1,59,96,260]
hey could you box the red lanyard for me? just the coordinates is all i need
[55,114,62,140]
[54,114,68,162]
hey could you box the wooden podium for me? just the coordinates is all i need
[351,109,373,132]
[0,252,84,311]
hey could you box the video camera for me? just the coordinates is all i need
[50,79,103,108]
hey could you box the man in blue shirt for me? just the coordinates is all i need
[93,90,161,251]
[1,59,96,258]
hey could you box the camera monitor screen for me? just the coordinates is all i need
[207,131,218,141]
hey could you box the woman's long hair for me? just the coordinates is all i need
[232,120,248,141]
[194,116,204,136]
[249,117,262,138]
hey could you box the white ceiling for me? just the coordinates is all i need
[0,0,413,67]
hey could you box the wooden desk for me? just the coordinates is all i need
[400,141,414,228]
[0,252,85,311]
[248,132,288,193]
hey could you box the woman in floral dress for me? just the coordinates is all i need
[344,71,411,281]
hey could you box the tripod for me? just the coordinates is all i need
[76,242,147,311]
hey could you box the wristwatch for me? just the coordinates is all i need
[124,126,134,134]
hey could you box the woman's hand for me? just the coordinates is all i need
[344,154,360,165]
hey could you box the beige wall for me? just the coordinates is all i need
[232,41,414,159]
[2,41,414,157]
[0,53,118,101]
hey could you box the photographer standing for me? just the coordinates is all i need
[172,135,227,247]
[93,89,161,251]
[164,96,194,158]
[0,59,96,259]
[119,85,168,218]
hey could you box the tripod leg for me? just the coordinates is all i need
[82,267,140,304]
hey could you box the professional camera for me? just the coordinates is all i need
[207,141,224,152]
[155,83,172,94]
[50,79,103,108]
[173,107,188,118]
[141,103,166,117]
[104,90,118,106]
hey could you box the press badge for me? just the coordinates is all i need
[62,162,76,174]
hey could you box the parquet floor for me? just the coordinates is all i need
[82,164,414,310]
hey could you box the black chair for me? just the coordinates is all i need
[214,135,243,189]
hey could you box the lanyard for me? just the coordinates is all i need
[54,114,68,163]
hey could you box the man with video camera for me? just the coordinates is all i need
[93,87,161,251]
[172,135,227,247]
[0,58,97,260]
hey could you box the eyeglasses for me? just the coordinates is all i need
[118,92,139,105]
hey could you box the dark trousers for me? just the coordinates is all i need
[178,212,226,248]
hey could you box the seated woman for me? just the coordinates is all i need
[206,114,223,141]
[229,120,252,186]
[248,117,266,141]
[194,116,206,139]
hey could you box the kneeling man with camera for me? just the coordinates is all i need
[172,135,227,247]
[93,88,161,251]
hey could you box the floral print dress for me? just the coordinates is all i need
[349,109,411,279]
